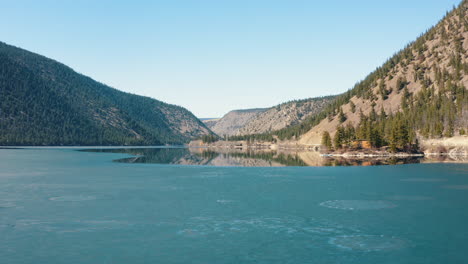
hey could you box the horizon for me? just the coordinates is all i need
[0,0,461,117]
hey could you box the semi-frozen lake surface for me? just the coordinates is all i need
[1,148,467,263]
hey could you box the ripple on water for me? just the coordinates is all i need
[262,174,332,180]
[301,175,334,180]
[216,199,235,204]
[159,186,184,191]
[386,195,433,201]
[0,202,15,208]
[245,239,317,264]
[0,172,45,177]
[401,178,446,182]
[58,220,130,233]
[329,235,407,252]
[177,216,350,238]
[196,171,227,178]
[261,174,289,178]
[49,195,96,202]
[13,219,129,233]
[319,200,396,210]
[443,185,468,190]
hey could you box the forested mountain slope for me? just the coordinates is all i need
[298,2,468,150]
[0,42,211,146]
[236,1,468,152]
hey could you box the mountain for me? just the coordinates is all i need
[208,108,267,137]
[239,1,468,153]
[201,118,221,129]
[206,96,334,138]
[0,42,211,146]
[236,97,334,136]
[299,2,468,150]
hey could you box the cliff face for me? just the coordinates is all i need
[297,2,468,146]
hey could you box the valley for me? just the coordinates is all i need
[196,2,468,157]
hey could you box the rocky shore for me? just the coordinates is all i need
[188,135,468,159]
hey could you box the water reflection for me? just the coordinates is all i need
[82,148,434,167]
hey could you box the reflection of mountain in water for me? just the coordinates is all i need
[82,148,437,167]
[85,148,212,165]
[197,151,304,167]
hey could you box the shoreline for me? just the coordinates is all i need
[189,138,468,158]
[2,144,467,159]
[320,153,425,158]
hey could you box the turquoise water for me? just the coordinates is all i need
[1,148,467,263]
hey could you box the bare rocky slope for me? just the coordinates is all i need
[207,96,334,137]
[298,2,468,148]
[221,1,468,155]
[201,118,220,129]
[208,109,267,137]
[237,97,334,136]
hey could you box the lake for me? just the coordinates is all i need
[1,147,467,263]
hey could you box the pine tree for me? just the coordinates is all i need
[344,123,356,146]
[350,101,356,113]
[396,76,408,92]
[379,80,389,100]
[321,131,333,149]
[333,128,343,149]
[338,107,347,123]
[369,106,378,122]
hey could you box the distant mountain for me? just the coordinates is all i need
[200,118,221,129]
[208,97,334,137]
[208,108,267,137]
[236,97,334,136]
[0,42,211,146]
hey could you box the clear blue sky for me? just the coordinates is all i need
[0,0,461,117]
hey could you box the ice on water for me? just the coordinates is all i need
[49,195,96,202]
[319,200,396,210]
[329,235,407,252]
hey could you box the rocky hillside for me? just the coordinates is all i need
[0,41,211,146]
[208,96,334,137]
[209,108,267,137]
[237,97,334,136]
[201,118,221,129]
[231,1,468,153]
[297,1,468,147]
[226,1,466,153]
